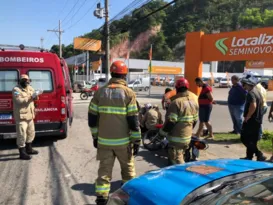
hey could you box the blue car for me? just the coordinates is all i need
[107,159,273,205]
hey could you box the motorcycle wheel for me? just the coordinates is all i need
[142,129,163,151]
[80,92,88,100]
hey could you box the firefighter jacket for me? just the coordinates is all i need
[166,91,199,148]
[12,85,35,122]
[141,108,161,130]
[88,78,141,149]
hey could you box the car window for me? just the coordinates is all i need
[0,70,18,92]
[28,70,53,92]
[218,176,273,205]
[135,81,140,85]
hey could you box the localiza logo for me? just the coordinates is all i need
[215,34,273,56]
[215,38,228,55]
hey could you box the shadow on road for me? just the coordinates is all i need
[47,145,91,205]
[137,147,168,169]
[71,180,122,197]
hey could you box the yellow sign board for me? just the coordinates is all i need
[74,38,101,51]
[150,66,182,74]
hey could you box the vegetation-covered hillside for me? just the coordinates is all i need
[51,0,273,72]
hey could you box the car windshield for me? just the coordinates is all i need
[221,78,227,81]
[129,80,136,84]
[218,176,273,205]
[185,171,273,205]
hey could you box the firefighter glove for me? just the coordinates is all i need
[93,139,98,148]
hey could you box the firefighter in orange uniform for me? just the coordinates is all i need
[88,61,141,205]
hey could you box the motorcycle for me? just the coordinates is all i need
[80,84,99,100]
[142,124,209,162]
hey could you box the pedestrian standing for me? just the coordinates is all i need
[228,75,247,134]
[256,82,268,139]
[12,74,39,160]
[162,88,172,111]
[159,77,198,165]
[88,61,141,205]
[267,101,273,162]
[194,77,214,139]
[240,75,266,161]
[243,71,268,139]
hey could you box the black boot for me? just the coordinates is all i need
[95,196,108,205]
[19,147,32,160]
[26,143,39,155]
[256,151,267,161]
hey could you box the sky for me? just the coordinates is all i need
[0,0,136,49]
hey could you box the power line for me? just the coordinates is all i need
[65,0,100,30]
[61,0,81,25]
[81,0,153,49]
[110,0,178,35]
[62,0,89,28]
[109,0,149,23]
[44,0,71,47]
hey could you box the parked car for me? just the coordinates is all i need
[128,77,150,91]
[214,77,221,83]
[167,79,175,87]
[150,77,155,85]
[219,78,231,88]
[202,77,215,86]
[107,159,273,205]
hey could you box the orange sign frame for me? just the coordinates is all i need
[185,27,273,94]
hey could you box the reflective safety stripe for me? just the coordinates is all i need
[127,104,138,113]
[98,137,129,146]
[178,115,197,122]
[98,106,127,115]
[193,113,198,121]
[169,136,192,143]
[95,184,111,193]
[130,131,141,140]
[90,127,98,134]
[169,113,178,122]
[89,102,98,113]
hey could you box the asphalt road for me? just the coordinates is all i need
[0,102,271,205]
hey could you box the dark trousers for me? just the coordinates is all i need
[240,119,262,159]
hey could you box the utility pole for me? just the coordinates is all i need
[93,1,109,81]
[47,20,64,58]
[105,0,110,82]
[40,37,44,49]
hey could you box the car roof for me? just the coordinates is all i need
[122,159,273,205]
